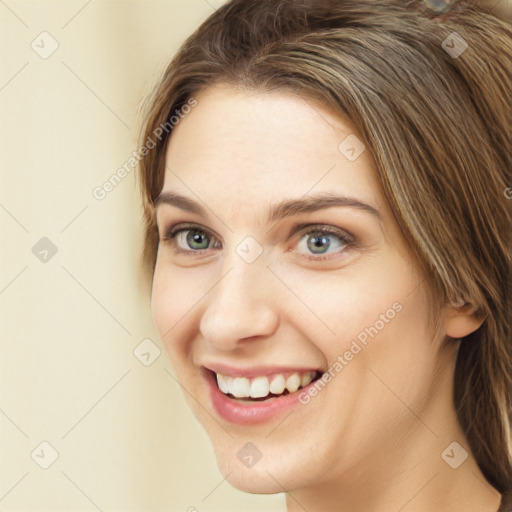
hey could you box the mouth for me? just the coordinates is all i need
[203,366,323,425]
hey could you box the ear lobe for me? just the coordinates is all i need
[444,303,485,339]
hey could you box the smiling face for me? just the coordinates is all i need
[150,84,464,497]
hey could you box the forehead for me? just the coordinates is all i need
[162,84,384,218]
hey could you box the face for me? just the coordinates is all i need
[151,84,454,493]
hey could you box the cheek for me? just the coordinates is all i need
[292,271,438,464]
[150,260,208,360]
[365,285,439,396]
[281,257,423,351]
[290,257,437,407]
[339,285,438,441]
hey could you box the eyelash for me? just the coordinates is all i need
[160,222,355,262]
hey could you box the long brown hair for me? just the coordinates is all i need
[137,0,512,502]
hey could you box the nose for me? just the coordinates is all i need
[199,255,280,350]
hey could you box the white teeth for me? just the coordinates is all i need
[285,373,301,393]
[269,374,286,394]
[216,373,229,394]
[250,376,270,398]
[216,370,317,399]
[227,377,235,396]
[229,377,250,398]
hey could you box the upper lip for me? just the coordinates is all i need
[202,362,322,379]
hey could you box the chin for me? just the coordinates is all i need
[222,463,290,494]
[227,472,283,494]
[212,443,310,494]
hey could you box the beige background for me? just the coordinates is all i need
[0,1,284,510]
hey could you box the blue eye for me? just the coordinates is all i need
[295,228,352,260]
[161,223,353,261]
[163,225,220,253]
[177,229,210,251]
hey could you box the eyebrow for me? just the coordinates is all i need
[154,191,382,223]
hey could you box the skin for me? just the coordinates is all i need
[151,84,501,512]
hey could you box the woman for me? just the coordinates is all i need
[137,1,511,510]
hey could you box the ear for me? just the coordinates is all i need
[444,302,485,339]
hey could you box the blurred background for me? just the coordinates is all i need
[1,1,510,511]
[0,1,285,510]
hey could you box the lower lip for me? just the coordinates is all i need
[204,369,317,425]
